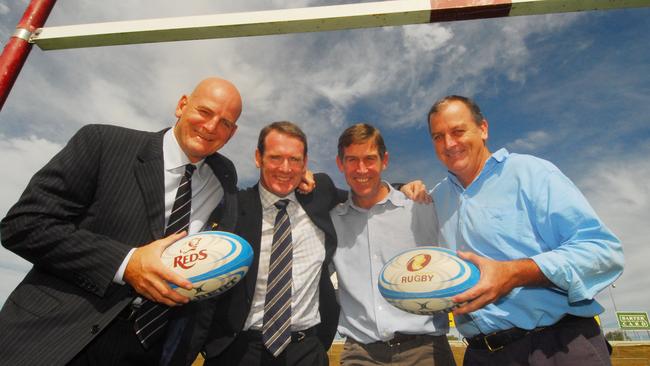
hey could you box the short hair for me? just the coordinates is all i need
[257,121,308,156]
[427,95,485,135]
[337,123,386,160]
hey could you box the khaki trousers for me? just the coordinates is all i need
[340,334,456,366]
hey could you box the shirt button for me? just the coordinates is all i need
[90,325,100,334]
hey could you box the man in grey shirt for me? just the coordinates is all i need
[330,123,455,366]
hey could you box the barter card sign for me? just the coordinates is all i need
[616,311,650,330]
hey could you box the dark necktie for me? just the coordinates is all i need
[134,164,196,348]
[262,199,293,357]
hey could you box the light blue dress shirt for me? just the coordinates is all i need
[433,148,624,337]
[331,184,449,344]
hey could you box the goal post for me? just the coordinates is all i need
[2,0,649,111]
[30,0,650,51]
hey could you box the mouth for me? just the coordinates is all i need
[196,134,215,142]
[445,148,465,159]
[273,175,295,183]
[353,177,371,184]
[194,129,217,143]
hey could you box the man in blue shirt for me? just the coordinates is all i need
[427,95,624,365]
[331,123,455,366]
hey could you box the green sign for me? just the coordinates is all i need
[616,311,650,330]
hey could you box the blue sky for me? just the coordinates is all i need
[0,1,649,334]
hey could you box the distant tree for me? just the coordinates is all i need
[605,330,625,341]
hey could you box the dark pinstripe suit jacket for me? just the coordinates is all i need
[0,124,238,365]
[163,174,346,366]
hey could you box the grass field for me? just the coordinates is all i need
[193,341,650,365]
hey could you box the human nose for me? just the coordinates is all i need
[202,116,220,132]
[279,159,291,172]
[444,134,456,149]
[357,161,368,173]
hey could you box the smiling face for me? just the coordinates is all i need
[173,78,242,163]
[428,100,491,187]
[255,129,307,197]
[337,139,389,209]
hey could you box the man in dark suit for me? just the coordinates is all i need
[0,77,242,365]
[182,121,341,366]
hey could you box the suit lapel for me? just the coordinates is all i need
[239,185,263,300]
[205,153,238,231]
[134,131,166,240]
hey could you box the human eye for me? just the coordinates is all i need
[196,107,211,117]
[220,119,235,131]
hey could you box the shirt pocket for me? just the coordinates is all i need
[467,207,537,259]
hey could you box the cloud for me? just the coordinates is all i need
[579,154,650,327]
[0,3,10,15]
[0,135,63,216]
[507,130,554,152]
[1,1,648,321]
[1,1,585,183]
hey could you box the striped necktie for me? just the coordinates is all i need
[134,164,196,348]
[262,199,293,357]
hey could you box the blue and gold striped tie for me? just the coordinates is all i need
[262,199,293,357]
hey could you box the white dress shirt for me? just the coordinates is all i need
[244,184,326,332]
[114,128,224,283]
[161,128,223,234]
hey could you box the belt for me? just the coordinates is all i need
[464,314,594,352]
[368,333,437,348]
[243,326,318,343]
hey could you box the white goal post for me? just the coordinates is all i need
[30,0,650,50]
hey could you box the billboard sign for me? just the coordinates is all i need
[616,311,650,330]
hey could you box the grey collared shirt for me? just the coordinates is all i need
[331,183,449,343]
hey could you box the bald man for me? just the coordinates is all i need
[0,77,243,365]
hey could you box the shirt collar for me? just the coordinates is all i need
[335,181,404,215]
[491,147,509,163]
[447,147,509,189]
[163,128,206,174]
[258,182,297,210]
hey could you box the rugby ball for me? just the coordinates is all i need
[378,247,479,314]
[161,231,253,301]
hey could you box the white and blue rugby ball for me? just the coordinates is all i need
[378,247,479,314]
[161,231,253,301]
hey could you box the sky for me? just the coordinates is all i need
[0,0,649,335]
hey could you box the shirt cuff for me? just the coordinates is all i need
[113,248,137,285]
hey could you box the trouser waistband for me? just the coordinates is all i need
[242,325,319,343]
[357,333,446,348]
[465,314,596,352]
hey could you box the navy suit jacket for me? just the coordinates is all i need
[173,173,343,365]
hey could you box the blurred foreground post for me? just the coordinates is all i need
[0,0,56,111]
